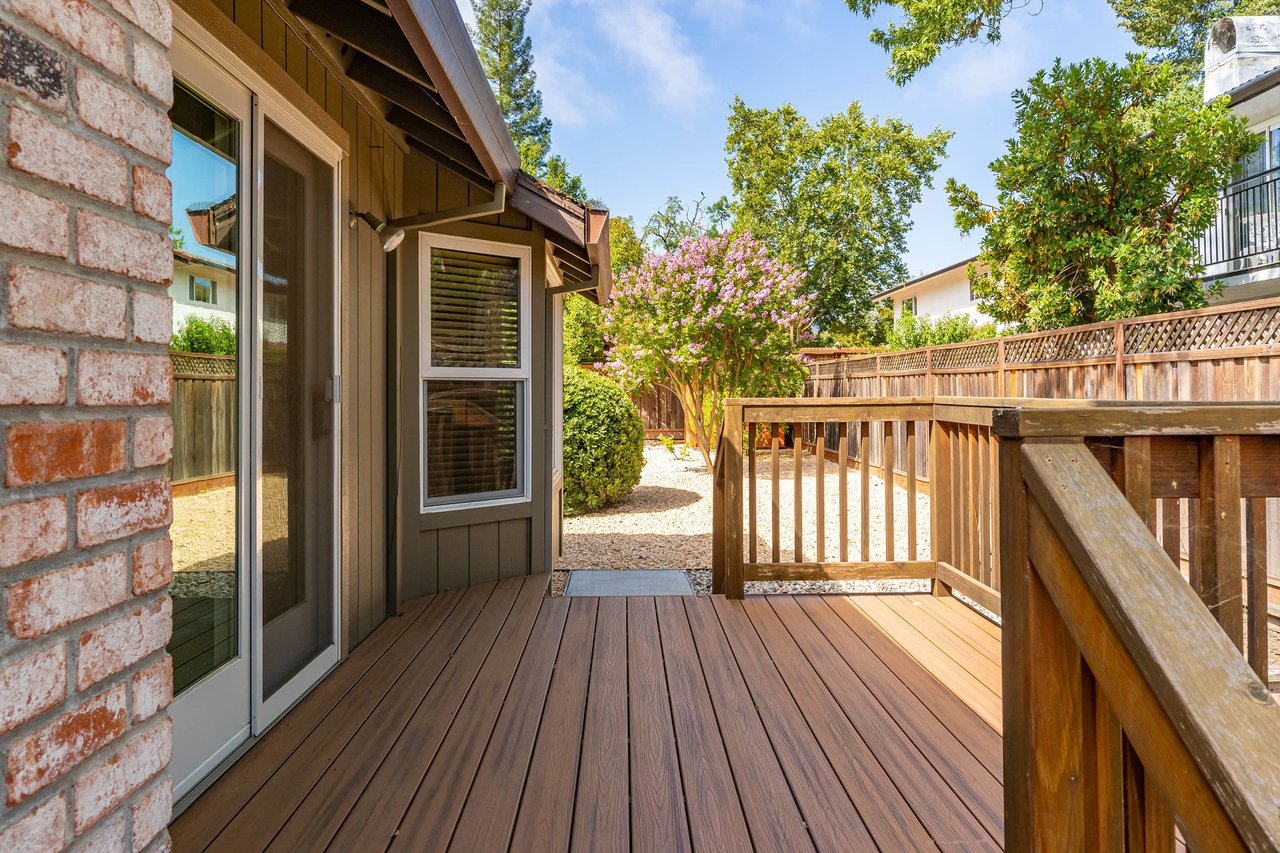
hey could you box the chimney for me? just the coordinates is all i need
[1204,17,1280,102]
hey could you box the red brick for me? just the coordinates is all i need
[8,107,127,207]
[102,0,172,48]
[131,416,171,468]
[0,644,66,736]
[8,265,127,339]
[76,350,171,407]
[131,38,171,107]
[5,419,126,487]
[0,342,66,405]
[76,596,171,689]
[76,210,170,284]
[0,794,66,850]
[72,718,170,833]
[130,655,170,723]
[0,497,66,569]
[131,290,171,345]
[7,552,128,639]
[130,778,170,850]
[75,71,169,163]
[6,685,127,804]
[131,536,170,595]
[75,477,170,548]
[131,165,170,224]
[0,180,69,257]
[78,812,125,851]
[10,0,126,76]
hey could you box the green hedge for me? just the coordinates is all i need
[563,366,645,514]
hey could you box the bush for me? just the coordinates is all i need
[563,366,645,514]
[171,315,236,355]
[885,310,997,350]
[563,293,604,366]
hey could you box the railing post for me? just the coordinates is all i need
[711,427,725,595]
[997,430,1032,851]
[723,403,745,599]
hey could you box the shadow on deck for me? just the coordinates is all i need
[171,574,1004,851]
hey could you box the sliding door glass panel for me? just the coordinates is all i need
[167,81,241,696]
[260,119,335,698]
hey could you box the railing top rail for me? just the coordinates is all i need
[1021,442,1280,850]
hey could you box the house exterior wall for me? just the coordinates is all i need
[395,153,552,599]
[887,265,993,323]
[0,1,177,850]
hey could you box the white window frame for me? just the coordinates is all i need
[419,232,533,513]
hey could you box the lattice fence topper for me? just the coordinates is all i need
[830,356,880,376]
[1123,303,1280,355]
[1003,326,1114,365]
[931,341,999,370]
[879,349,928,373]
[170,350,237,377]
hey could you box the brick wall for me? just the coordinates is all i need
[0,0,175,850]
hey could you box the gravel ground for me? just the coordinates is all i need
[170,475,289,599]
[557,443,933,597]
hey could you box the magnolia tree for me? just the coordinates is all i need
[602,232,814,471]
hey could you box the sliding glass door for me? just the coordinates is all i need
[168,26,342,801]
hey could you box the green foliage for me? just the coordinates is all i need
[169,226,185,251]
[468,0,551,174]
[609,215,645,278]
[725,96,951,339]
[1109,0,1280,77]
[562,366,645,514]
[563,293,604,365]
[845,0,1011,84]
[543,154,588,205]
[602,231,812,471]
[642,193,730,252]
[171,315,236,355]
[885,310,998,350]
[948,56,1257,332]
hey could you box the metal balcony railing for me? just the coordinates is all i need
[1198,166,1280,276]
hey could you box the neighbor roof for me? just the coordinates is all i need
[873,256,979,301]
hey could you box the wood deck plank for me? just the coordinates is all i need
[776,595,1004,846]
[393,593,569,849]
[506,598,598,852]
[877,595,1004,692]
[627,597,693,852]
[325,576,545,850]
[822,595,1004,776]
[571,596,630,852]
[681,596,816,852]
[170,593,440,851]
[262,579,521,851]
[653,596,753,853]
[741,597,940,851]
[711,596,878,852]
[907,595,1003,665]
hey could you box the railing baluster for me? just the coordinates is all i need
[771,423,781,564]
[748,422,757,566]
[1198,436,1244,649]
[838,422,849,562]
[884,421,895,561]
[906,421,917,561]
[1246,497,1269,681]
[723,403,744,599]
[793,421,803,562]
[815,427,825,563]
[860,423,871,562]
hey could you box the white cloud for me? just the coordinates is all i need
[585,0,713,112]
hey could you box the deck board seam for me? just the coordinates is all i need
[561,599,601,853]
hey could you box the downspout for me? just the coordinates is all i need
[387,181,506,230]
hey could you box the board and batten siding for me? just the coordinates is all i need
[179,0,407,650]
[395,153,553,600]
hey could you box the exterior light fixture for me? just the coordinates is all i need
[348,207,405,253]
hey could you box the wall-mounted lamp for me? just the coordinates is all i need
[349,207,405,253]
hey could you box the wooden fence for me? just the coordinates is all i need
[170,351,236,488]
[633,384,685,437]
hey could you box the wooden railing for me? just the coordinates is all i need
[999,419,1280,850]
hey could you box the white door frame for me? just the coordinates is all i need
[169,8,344,798]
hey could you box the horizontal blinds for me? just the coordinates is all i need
[423,380,520,500]
[430,248,520,369]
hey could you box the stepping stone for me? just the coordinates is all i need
[565,569,693,597]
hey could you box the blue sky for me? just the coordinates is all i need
[465,0,1141,278]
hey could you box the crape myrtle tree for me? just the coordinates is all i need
[725,97,951,341]
[602,231,814,472]
[947,55,1257,331]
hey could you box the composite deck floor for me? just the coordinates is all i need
[171,575,1005,851]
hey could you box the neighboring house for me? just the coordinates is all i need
[873,256,995,323]
[1200,16,1280,301]
[0,0,609,846]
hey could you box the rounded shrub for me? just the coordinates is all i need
[563,366,645,514]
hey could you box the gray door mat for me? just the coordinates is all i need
[564,569,693,597]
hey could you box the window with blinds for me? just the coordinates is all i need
[421,241,530,509]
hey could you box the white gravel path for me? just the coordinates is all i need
[556,443,934,597]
